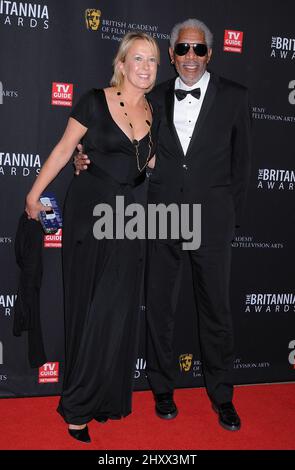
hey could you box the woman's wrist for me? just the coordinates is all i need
[26,192,40,204]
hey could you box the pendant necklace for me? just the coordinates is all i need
[116,90,153,172]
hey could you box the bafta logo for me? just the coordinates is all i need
[179,354,193,372]
[85,9,101,31]
[0,341,3,365]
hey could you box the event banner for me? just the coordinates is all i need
[0,0,294,397]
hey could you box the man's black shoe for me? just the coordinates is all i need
[212,401,241,431]
[154,392,178,420]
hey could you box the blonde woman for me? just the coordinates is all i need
[25,32,160,443]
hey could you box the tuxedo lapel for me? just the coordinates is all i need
[185,73,219,159]
[165,80,185,158]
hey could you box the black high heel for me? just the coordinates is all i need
[68,425,91,443]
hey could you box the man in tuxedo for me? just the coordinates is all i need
[74,18,252,431]
[145,18,251,432]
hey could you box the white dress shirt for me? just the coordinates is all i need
[174,71,210,155]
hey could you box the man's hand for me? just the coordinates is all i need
[74,144,90,175]
[25,196,54,221]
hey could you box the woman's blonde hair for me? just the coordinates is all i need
[110,32,160,92]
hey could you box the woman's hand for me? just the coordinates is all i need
[25,195,52,221]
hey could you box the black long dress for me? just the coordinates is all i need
[57,88,158,425]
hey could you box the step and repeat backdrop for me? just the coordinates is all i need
[0,0,294,397]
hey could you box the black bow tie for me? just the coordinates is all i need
[175,88,201,101]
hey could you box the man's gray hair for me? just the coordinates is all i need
[170,18,213,49]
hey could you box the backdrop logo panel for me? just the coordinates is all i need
[288,80,295,104]
[39,362,59,383]
[0,152,41,176]
[252,105,295,123]
[245,293,295,313]
[223,30,243,53]
[0,1,49,29]
[192,359,203,378]
[271,36,295,60]
[178,356,203,378]
[234,358,271,370]
[44,229,62,248]
[257,168,295,191]
[0,236,12,245]
[0,340,7,387]
[0,340,3,365]
[288,340,295,369]
[134,357,146,379]
[85,8,101,30]
[0,81,18,104]
[84,8,169,42]
[232,235,284,250]
[51,83,73,107]
[0,293,16,318]
[179,353,193,372]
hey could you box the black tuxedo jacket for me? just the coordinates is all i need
[148,73,252,241]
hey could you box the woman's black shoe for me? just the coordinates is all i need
[68,425,91,443]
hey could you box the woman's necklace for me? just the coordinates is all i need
[116,90,153,172]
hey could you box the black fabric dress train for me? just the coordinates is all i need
[57,89,158,424]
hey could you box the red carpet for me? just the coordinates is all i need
[0,383,294,450]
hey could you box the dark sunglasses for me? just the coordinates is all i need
[174,43,208,57]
